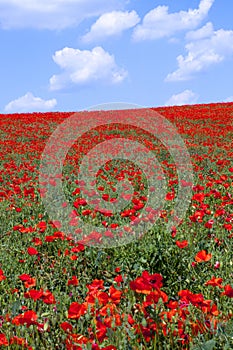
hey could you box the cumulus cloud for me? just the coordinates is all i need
[4,92,57,113]
[82,10,140,42]
[166,25,233,81]
[165,90,198,106]
[132,0,214,41]
[185,21,214,40]
[49,46,127,91]
[0,0,126,30]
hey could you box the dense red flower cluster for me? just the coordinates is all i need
[0,103,233,348]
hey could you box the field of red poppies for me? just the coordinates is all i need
[0,103,233,349]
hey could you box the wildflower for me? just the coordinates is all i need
[195,250,212,262]
[176,240,188,248]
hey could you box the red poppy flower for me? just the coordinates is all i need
[114,275,123,286]
[178,290,204,307]
[60,322,73,333]
[37,221,47,233]
[205,277,223,288]
[192,192,205,202]
[82,209,92,216]
[87,279,105,292]
[221,285,233,298]
[143,289,168,305]
[41,290,56,304]
[19,274,31,282]
[24,277,36,288]
[0,269,6,282]
[73,198,87,208]
[95,320,107,342]
[110,223,119,229]
[31,237,42,246]
[68,333,88,346]
[142,271,163,288]
[93,291,108,305]
[70,243,85,253]
[205,219,214,229]
[24,289,43,301]
[130,271,163,294]
[102,193,109,201]
[45,235,56,242]
[195,250,212,262]
[27,247,39,255]
[166,192,175,201]
[0,333,8,346]
[68,302,87,319]
[72,187,81,195]
[12,310,38,327]
[9,336,29,347]
[109,286,122,304]
[224,223,232,231]
[67,276,79,286]
[53,231,65,239]
[188,293,204,307]
[176,240,188,248]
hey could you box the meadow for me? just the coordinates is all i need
[0,102,233,349]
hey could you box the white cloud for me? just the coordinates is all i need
[224,96,233,102]
[4,92,57,113]
[132,0,214,41]
[166,25,233,81]
[0,0,126,30]
[49,46,127,91]
[165,90,198,106]
[185,21,213,40]
[82,10,140,42]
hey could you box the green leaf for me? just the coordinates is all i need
[11,300,21,317]
[192,339,216,350]
[203,340,216,350]
[224,319,233,337]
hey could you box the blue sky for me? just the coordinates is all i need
[1,0,233,113]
